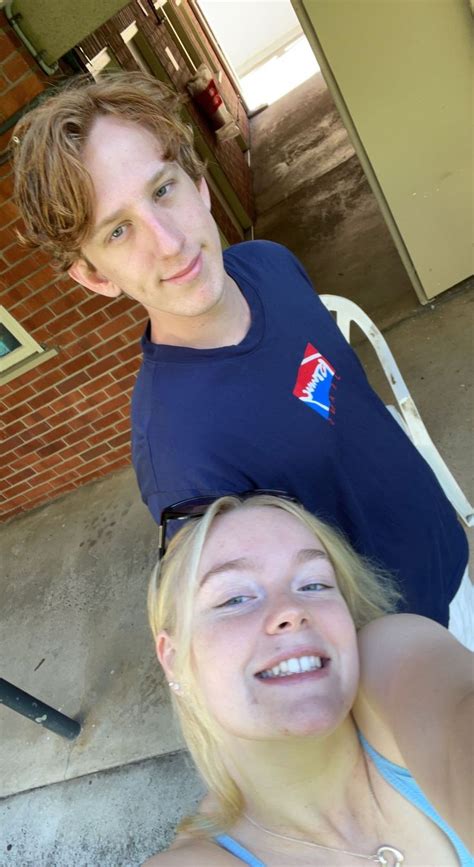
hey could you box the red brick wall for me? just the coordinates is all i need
[0,5,252,522]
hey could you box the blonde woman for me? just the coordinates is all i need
[146,495,473,866]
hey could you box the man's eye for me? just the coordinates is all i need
[154,183,171,200]
[110,225,125,241]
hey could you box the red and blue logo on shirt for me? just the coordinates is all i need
[293,343,337,421]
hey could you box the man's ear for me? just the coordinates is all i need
[156,630,177,682]
[68,259,121,298]
[198,176,211,211]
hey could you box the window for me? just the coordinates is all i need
[0,307,57,384]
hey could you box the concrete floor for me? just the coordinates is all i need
[251,73,420,329]
[1,73,472,866]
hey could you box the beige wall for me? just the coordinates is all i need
[294,0,473,300]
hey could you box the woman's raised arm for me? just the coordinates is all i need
[355,613,473,850]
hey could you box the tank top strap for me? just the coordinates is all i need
[214,833,266,866]
[359,731,473,866]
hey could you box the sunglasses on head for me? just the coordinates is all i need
[158,489,297,560]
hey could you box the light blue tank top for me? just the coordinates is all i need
[214,733,473,866]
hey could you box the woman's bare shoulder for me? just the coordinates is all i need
[143,836,240,866]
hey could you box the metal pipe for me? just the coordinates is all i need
[0,678,81,740]
[3,1,58,75]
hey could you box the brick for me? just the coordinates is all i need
[77,294,107,318]
[50,469,80,485]
[49,287,88,316]
[1,241,30,266]
[72,405,104,427]
[103,296,135,318]
[64,424,94,446]
[110,372,137,392]
[96,313,134,342]
[37,441,65,457]
[0,73,45,118]
[2,51,31,82]
[79,372,115,398]
[71,311,108,337]
[42,423,71,442]
[77,456,108,476]
[0,30,19,62]
[93,339,124,361]
[22,306,54,330]
[18,420,52,443]
[57,444,81,461]
[47,391,79,414]
[1,251,44,286]
[56,370,91,395]
[29,468,59,488]
[0,195,19,227]
[60,351,96,377]
[95,394,127,416]
[86,410,121,433]
[28,386,61,410]
[32,283,60,306]
[26,481,57,501]
[7,385,35,408]
[83,356,118,380]
[107,430,131,449]
[46,308,83,334]
[52,456,84,474]
[117,342,142,364]
[79,441,111,462]
[1,403,32,425]
[114,417,131,434]
[26,264,59,292]
[3,478,34,498]
[0,173,14,199]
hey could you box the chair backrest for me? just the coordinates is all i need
[320,294,473,527]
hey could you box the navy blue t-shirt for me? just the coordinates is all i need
[131,241,467,624]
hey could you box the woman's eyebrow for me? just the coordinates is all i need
[199,557,255,588]
[296,548,328,564]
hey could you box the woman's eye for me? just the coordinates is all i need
[300,582,330,592]
[216,595,250,608]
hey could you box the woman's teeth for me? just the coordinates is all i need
[258,655,323,679]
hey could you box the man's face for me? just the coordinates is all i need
[71,115,228,324]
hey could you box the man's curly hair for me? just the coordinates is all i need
[12,71,205,271]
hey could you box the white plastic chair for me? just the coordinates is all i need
[320,294,474,528]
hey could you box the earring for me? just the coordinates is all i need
[168,681,182,694]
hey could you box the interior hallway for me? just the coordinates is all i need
[251,73,420,329]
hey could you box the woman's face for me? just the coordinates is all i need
[190,506,359,740]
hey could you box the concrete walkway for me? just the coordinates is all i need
[251,73,419,329]
[1,287,472,865]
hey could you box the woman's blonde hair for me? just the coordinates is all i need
[148,495,400,837]
[12,71,205,271]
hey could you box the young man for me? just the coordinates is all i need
[13,72,469,631]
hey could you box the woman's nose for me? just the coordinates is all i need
[264,597,310,634]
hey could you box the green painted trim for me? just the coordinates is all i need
[0,347,58,386]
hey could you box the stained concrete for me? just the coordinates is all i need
[1,471,182,800]
[0,751,204,867]
[251,73,419,328]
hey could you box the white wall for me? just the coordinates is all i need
[198,0,301,75]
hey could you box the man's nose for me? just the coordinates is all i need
[144,209,185,257]
[264,595,310,634]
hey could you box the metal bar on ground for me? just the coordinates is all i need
[0,678,81,740]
